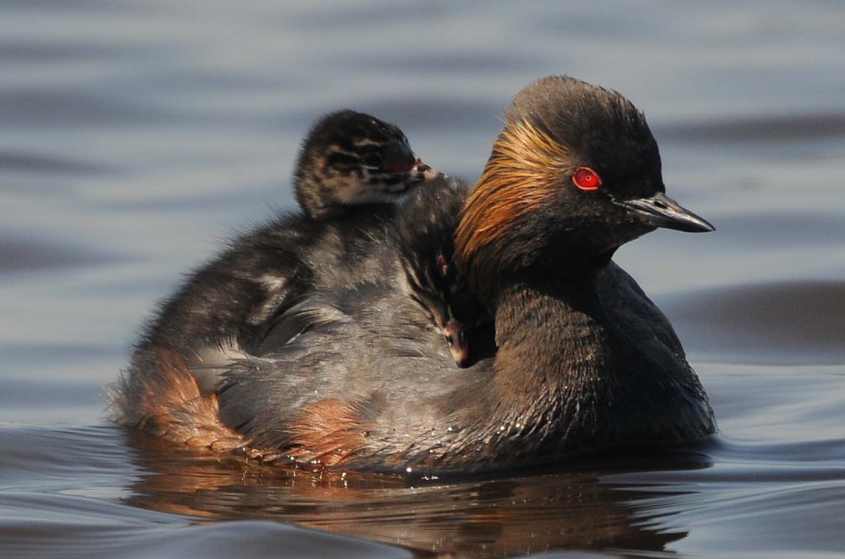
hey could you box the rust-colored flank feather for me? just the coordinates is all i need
[115,348,374,467]
[287,399,372,466]
[130,349,247,451]
[456,119,571,266]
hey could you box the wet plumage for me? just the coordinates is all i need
[114,77,716,473]
[113,111,478,442]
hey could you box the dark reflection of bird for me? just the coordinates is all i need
[115,76,717,474]
[121,428,702,558]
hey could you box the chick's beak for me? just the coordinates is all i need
[411,158,444,182]
[444,320,471,368]
[617,191,715,233]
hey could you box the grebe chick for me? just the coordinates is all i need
[295,110,438,220]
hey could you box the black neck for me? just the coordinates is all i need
[448,270,617,461]
[471,244,615,309]
[492,268,607,354]
[491,268,612,399]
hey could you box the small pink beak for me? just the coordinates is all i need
[411,158,444,182]
[445,320,471,368]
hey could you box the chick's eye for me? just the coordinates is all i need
[572,167,602,191]
[381,142,415,174]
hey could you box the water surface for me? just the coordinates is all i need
[1,1,844,557]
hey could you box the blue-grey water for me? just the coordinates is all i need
[1,1,844,557]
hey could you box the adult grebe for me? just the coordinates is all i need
[115,77,716,473]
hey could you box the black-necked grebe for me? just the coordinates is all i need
[114,77,716,473]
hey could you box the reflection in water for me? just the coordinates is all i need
[4,423,844,558]
[124,432,705,557]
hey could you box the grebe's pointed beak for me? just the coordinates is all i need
[617,192,715,233]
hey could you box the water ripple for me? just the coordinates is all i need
[659,112,845,144]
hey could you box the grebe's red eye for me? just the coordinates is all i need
[572,167,602,191]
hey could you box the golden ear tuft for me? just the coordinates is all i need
[456,120,571,268]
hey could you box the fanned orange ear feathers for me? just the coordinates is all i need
[455,120,572,270]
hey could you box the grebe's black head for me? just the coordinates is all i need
[294,110,439,220]
[456,76,713,294]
